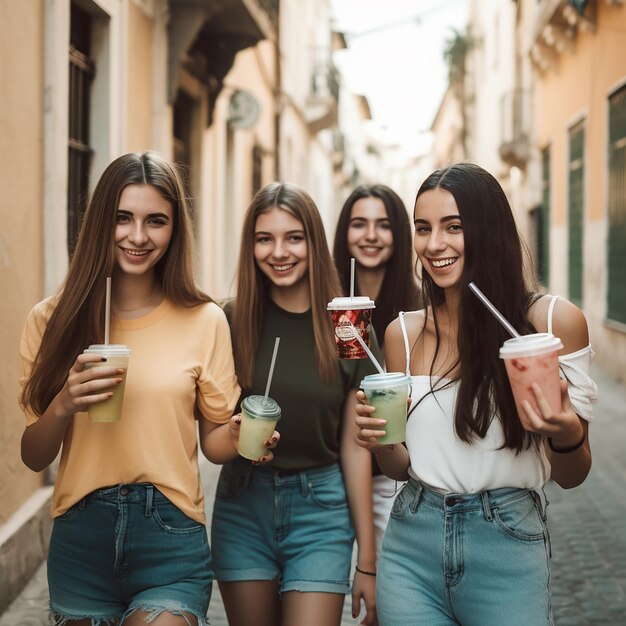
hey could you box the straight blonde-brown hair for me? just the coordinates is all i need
[232,182,341,388]
[23,151,210,416]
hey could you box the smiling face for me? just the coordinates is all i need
[347,197,394,270]
[413,188,464,291]
[114,183,174,278]
[253,207,309,291]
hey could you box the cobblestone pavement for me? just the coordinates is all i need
[2,365,624,625]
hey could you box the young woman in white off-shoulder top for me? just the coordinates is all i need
[354,163,597,626]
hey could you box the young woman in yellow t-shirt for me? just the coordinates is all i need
[19,152,250,626]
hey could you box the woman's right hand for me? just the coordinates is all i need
[354,390,392,453]
[56,353,124,419]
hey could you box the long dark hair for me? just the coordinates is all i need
[333,184,420,345]
[23,151,210,416]
[416,163,540,452]
[232,182,341,388]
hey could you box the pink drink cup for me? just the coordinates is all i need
[327,296,375,360]
[499,333,563,421]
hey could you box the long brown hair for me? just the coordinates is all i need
[232,182,341,387]
[333,184,420,345]
[23,151,210,416]
[415,163,541,453]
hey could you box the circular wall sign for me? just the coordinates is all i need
[228,90,260,129]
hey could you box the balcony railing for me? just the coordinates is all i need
[499,89,531,168]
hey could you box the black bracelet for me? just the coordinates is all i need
[548,431,586,453]
[355,565,376,577]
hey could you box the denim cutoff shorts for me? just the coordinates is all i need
[211,460,355,594]
[376,478,553,626]
[47,483,212,625]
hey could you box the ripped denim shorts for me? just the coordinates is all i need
[47,483,212,625]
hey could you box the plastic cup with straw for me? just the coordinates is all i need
[83,276,132,422]
[468,281,564,420]
[238,337,282,460]
[327,258,376,359]
[351,323,412,444]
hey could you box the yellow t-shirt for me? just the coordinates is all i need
[19,297,240,524]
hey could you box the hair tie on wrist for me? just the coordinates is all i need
[548,431,585,453]
[355,565,376,577]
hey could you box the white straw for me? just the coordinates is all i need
[349,323,385,375]
[263,337,281,403]
[104,277,112,345]
[349,258,355,299]
[468,282,520,338]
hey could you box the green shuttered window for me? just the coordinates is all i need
[608,86,626,325]
[568,122,585,307]
[540,147,551,286]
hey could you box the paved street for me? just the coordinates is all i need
[1,364,625,625]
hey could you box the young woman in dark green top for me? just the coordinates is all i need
[211,183,379,626]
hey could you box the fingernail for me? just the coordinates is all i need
[117,369,124,374]
[271,436,278,442]
[101,357,107,362]
[260,456,268,463]
[235,417,241,424]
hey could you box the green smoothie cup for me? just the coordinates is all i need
[360,372,411,444]
[83,344,131,422]
[238,395,282,461]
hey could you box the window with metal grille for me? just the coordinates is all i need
[608,86,626,324]
[68,3,94,256]
[568,121,585,307]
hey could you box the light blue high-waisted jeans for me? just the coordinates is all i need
[376,478,553,626]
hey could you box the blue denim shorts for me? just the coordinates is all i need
[377,478,553,626]
[211,460,354,594]
[47,483,212,625]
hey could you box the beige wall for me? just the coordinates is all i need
[535,3,626,377]
[126,1,154,152]
[0,0,46,523]
[201,41,277,298]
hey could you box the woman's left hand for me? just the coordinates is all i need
[520,379,584,447]
[352,569,378,626]
[228,414,280,464]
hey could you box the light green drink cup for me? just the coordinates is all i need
[360,372,411,444]
[238,395,282,461]
[83,344,131,422]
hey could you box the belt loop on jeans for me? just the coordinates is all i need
[243,463,253,490]
[531,489,548,522]
[481,491,493,521]
[300,471,309,497]
[145,484,154,516]
[409,480,423,513]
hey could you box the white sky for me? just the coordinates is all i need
[331,0,469,153]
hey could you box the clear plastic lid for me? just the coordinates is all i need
[327,296,375,311]
[360,372,411,390]
[84,344,131,357]
[241,395,282,420]
[499,333,563,359]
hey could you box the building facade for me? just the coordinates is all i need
[1,0,362,609]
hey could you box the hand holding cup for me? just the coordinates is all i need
[354,390,393,452]
[518,379,585,448]
[229,413,280,463]
[58,352,126,420]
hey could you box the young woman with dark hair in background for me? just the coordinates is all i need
[333,184,420,554]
